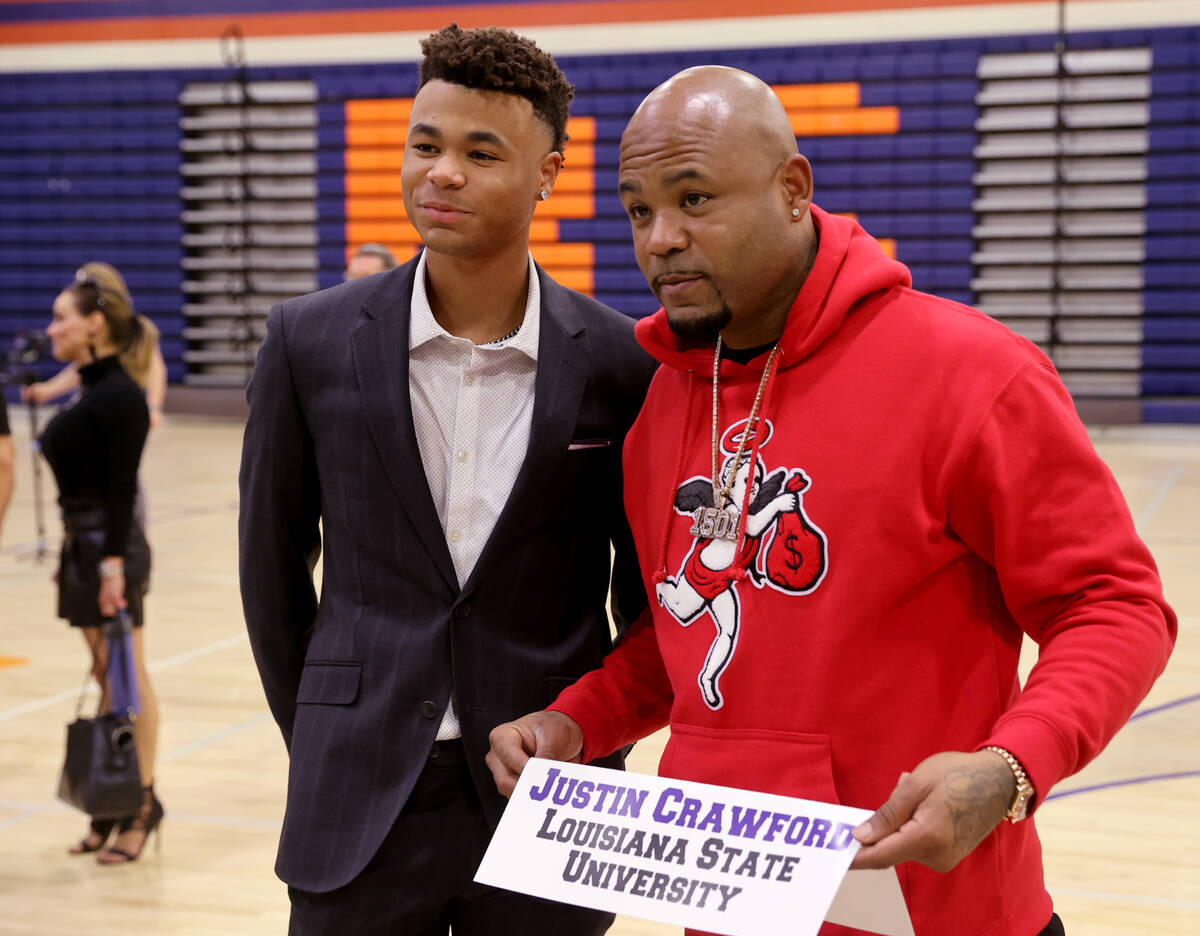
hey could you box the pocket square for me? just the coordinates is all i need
[567,438,612,451]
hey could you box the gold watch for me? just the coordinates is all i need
[984,746,1034,822]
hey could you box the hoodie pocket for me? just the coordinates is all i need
[660,723,840,804]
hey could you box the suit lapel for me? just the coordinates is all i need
[351,259,458,594]
[462,268,591,596]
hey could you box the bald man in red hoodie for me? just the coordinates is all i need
[487,66,1175,936]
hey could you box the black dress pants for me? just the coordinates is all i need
[287,740,614,936]
[1039,913,1066,935]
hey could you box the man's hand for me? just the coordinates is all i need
[486,711,585,798]
[851,750,1016,873]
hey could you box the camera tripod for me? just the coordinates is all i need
[22,386,50,563]
[2,375,51,564]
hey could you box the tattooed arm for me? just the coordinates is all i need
[849,750,1017,872]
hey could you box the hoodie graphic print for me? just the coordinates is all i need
[659,413,829,710]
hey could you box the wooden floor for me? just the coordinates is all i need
[1,413,1197,935]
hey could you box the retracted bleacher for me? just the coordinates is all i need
[1,26,1197,420]
[972,32,1200,422]
[179,79,318,388]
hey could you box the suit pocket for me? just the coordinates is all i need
[296,662,363,706]
[661,723,841,804]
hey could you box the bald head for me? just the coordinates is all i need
[623,66,799,168]
[616,65,816,349]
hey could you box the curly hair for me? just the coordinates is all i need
[419,24,575,155]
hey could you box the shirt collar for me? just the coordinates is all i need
[409,250,541,362]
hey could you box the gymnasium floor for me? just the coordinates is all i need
[1,413,1197,936]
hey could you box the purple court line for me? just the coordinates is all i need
[1045,770,1200,802]
[1041,695,1200,802]
[1127,692,1200,722]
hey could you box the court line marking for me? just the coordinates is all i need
[0,499,239,557]
[0,632,248,723]
[161,711,272,764]
[0,710,277,833]
[1046,769,1200,802]
[1136,462,1184,532]
[0,800,280,832]
[0,805,44,834]
[1129,692,1200,722]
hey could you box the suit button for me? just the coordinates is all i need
[453,603,471,619]
[420,700,438,719]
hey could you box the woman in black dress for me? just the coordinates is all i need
[41,270,163,863]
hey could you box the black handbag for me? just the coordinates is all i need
[57,711,142,818]
[56,614,142,819]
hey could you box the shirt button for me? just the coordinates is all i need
[455,450,469,463]
[453,603,471,620]
[449,529,463,543]
[420,700,438,719]
[463,374,475,386]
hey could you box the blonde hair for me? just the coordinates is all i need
[72,262,160,388]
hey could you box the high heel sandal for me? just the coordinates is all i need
[97,785,163,864]
[68,817,118,854]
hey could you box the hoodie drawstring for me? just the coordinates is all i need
[726,348,783,582]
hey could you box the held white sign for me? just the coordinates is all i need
[476,758,913,936]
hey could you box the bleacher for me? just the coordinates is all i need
[0,26,1197,417]
[0,73,185,388]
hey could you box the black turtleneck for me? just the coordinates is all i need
[40,356,149,556]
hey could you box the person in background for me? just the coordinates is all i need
[40,268,164,864]
[23,262,167,429]
[240,24,653,936]
[344,242,399,280]
[0,392,12,541]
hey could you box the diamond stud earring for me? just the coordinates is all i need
[791,207,800,217]
[539,190,549,201]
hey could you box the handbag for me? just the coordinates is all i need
[56,612,143,818]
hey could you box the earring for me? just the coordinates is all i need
[791,207,800,217]
[539,190,549,201]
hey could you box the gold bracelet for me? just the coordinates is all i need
[983,745,1035,822]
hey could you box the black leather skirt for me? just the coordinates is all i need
[57,499,151,629]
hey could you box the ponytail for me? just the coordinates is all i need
[118,315,161,389]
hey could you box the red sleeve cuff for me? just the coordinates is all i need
[547,683,618,765]
[977,714,1072,814]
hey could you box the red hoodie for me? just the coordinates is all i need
[550,206,1175,935]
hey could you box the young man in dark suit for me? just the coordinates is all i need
[239,25,655,936]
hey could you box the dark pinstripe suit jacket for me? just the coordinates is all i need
[238,257,655,893]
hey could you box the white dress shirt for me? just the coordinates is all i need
[408,249,540,739]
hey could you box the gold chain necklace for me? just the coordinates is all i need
[690,335,780,543]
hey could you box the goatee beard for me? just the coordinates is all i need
[665,303,733,341]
